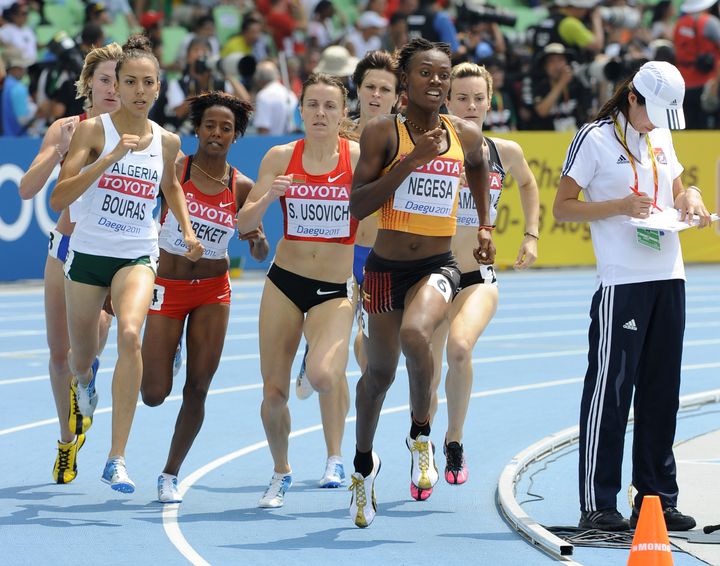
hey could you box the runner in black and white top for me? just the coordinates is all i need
[553,61,711,533]
[431,61,539,485]
[51,35,202,494]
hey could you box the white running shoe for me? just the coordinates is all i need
[406,434,438,491]
[349,452,381,528]
[157,473,182,503]
[101,457,135,493]
[172,340,183,377]
[76,374,98,419]
[258,473,292,508]
[295,345,314,400]
[318,456,345,488]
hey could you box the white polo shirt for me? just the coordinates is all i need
[561,113,685,287]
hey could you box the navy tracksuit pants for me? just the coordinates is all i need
[578,279,685,513]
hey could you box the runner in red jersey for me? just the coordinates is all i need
[141,91,268,504]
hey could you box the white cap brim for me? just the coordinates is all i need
[646,101,685,130]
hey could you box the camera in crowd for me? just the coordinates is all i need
[46,32,85,76]
[193,54,257,83]
[598,6,641,29]
[456,0,518,28]
[574,53,647,87]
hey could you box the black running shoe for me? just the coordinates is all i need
[578,508,630,531]
[443,441,468,485]
[630,506,696,531]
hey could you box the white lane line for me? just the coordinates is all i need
[5,313,720,360]
[162,376,586,565]
[4,326,720,385]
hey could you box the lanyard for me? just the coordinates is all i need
[613,118,661,212]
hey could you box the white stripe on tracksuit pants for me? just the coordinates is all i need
[578,279,685,514]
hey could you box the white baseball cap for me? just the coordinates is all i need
[680,0,718,14]
[632,61,686,130]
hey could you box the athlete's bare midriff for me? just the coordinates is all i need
[372,229,452,261]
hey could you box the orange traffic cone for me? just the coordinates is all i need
[627,495,674,566]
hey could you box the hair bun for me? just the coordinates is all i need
[123,33,152,54]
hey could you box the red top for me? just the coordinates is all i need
[280,137,357,244]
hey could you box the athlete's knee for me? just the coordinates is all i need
[399,325,432,356]
[446,336,473,368]
[182,379,210,404]
[48,348,70,376]
[117,325,142,354]
[360,366,395,397]
[305,366,340,393]
[141,385,169,407]
[263,382,289,408]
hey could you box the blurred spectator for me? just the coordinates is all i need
[673,0,720,129]
[345,10,387,58]
[265,0,306,54]
[458,21,507,63]
[650,0,676,41]
[403,0,459,52]
[0,2,36,64]
[1,47,37,135]
[314,44,359,106]
[521,42,590,131]
[530,0,603,61]
[140,10,163,46]
[482,56,517,131]
[85,2,111,26]
[166,37,230,132]
[306,0,346,49]
[221,15,271,61]
[252,60,299,134]
[51,24,106,119]
[700,59,720,126]
[381,11,408,52]
[99,0,139,29]
[176,15,221,71]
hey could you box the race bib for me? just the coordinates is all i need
[165,193,235,259]
[284,176,352,239]
[456,174,502,227]
[91,163,159,233]
[393,157,461,217]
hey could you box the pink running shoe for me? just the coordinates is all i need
[410,483,433,501]
[444,441,468,485]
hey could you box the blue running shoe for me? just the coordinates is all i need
[295,344,314,400]
[101,457,135,493]
[258,473,292,508]
[319,456,345,488]
[172,340,183,377]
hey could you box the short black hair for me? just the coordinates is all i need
[188,91,254,137]
[396,38,451,76]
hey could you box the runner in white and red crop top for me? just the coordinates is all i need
[140,92,268,504]
[237,73,361,508]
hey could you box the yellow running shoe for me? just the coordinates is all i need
[69,380,93,435]
[68,358,98,435]
[53,434,85,484]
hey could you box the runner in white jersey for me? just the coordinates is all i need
[140,91,268,504]
[554,61,710,532]
[50,34,203,494]
[18,43,122,485]
[428,62,540,486]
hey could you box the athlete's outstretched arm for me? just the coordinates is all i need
[51,118,119,211]
[452,115,495,264]
[236,144,291,233]
[234,172,269,261]
[20,117,77,200]
[160,132,203,261]
[499,138,539,269]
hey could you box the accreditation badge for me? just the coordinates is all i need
[636,228,662,251]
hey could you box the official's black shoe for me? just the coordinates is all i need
[578,508,630,531]
[630,506,696,531]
